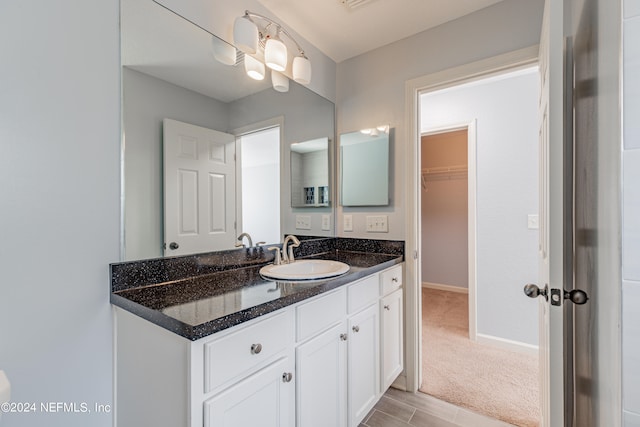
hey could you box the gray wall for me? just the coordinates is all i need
[0,1,120,426]
[335,0,545,239]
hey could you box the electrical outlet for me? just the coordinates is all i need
[366,215,388,233]
[343,214,353,232]
[527,214,539,230]
[295,215,311,230]
[321,214,331,231]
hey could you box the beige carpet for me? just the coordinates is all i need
[419,288,540,427]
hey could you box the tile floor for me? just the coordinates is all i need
[359,388,516,427]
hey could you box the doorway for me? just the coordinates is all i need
[415,66,541,426]
[236,126,281,245]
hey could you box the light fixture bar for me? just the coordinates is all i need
[241,10,308,59]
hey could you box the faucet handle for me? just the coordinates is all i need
[255,241,266,247]
[267,247,282,265]
[287,236,301,263]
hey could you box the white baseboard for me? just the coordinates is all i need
[476,333,539,356]
[422,282,468,294]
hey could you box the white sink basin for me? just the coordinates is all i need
[260,260,350,281]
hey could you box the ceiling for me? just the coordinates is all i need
[256,0,507,62]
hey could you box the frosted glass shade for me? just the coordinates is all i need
[212,37,236,66]
[265,38,287,72]
[233,16,258,54]
[244,55,265,80]
[271,71,289,92]
[293,56,311,84]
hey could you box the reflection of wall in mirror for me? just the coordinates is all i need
[291,150,329,207]
[341,135,389,206]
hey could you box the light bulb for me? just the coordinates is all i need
[233,16,258,54]
[271,71,289,92]
[293,56,311,85]
[244,55,265,80]
[265,37,287,72]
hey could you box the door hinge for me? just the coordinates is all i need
[413,250,418,260]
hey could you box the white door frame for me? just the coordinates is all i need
[421,122,478,342]
[403,45,539,392]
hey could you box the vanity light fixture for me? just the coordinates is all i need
[360,125,390,136]
[233,10,312,88]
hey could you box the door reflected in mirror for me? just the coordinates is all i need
[340,128,390,206]
[291,137,331,208]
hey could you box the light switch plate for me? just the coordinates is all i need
[527,214,539,230]
[366,215,388,233]
[295,215,311,230]
[343,214,353,232]
[321,214,331,231]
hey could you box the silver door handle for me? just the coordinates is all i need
[523,283,548,301]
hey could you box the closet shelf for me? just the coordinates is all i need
[421,164,468,176]
[421,164,468,190]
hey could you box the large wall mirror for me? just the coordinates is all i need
[121,0,335,260]
[340,128,390,206]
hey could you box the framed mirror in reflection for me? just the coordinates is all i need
[340,127,391,207]
[121,0,335,260]
[290,138,331,208]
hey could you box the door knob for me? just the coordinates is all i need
[523,283,548,301]
[564,289,588,305]
[169,242,179,250]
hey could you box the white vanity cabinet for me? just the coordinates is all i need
[346,275,380,427]
[203,355,295,427]
[380,264,404,392]
[295,288,348,427]
[201,310,296,427]
[115,263,404,427]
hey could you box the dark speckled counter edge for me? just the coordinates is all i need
[110,238,404,341]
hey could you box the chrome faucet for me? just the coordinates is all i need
[267,235,301,265]
[281,235,301,264]
[235,232,253,248]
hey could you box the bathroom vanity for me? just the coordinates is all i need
[111,238,404,427]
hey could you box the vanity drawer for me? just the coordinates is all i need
[296,288,346,342]
[347,275,379,314]
[204,310,294,393]
[380,265,403,296]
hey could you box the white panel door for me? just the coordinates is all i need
[536,0,566,425]
[204,356,294,427]
[381,288,403,392]
[348,304,379,427]
[163,118,236,255]
[296,323,347,427]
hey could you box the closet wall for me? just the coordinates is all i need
[421,130,469,290]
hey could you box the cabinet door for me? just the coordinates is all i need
[381,288,403,391]
[348,304,379,427]
[204,356,294,427]
[296,323,347,427]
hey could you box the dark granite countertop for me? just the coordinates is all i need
[111,238,404,341]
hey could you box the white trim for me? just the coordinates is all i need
[476,333,539,357]
[404,45,539,393]
[421,282,468,294]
